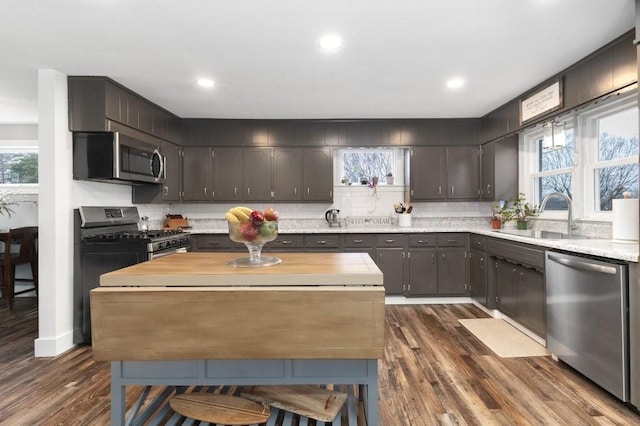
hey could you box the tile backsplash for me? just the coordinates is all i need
[137,184,613,238]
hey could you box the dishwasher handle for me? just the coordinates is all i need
[547,253,618,275]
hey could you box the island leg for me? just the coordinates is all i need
[111,361,125,426]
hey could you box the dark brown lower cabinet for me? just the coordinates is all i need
[376,248,405,295]
[470,249,487,306]
[495,257,546,338]
[437,247,467,295]
[496,258,519,318]
[407,248,438,296]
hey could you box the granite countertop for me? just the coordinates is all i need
[188,219,639,263]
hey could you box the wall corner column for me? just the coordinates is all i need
[34,69,75,357]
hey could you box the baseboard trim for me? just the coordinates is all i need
[34,329,75,358]
[385,296,473,305]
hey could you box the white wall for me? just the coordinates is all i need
[34,70,133,357]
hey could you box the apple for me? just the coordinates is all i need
[250,210,264,226]
[264,207,279,221]
[259,220,278,237]
[241,222,259,241]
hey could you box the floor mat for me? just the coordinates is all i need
[458,318,550,358]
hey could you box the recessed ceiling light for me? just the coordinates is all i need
[318,34,343,51]
[446,77,465,90]
[196,78,215,88]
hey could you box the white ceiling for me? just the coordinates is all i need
[0,0,635,124]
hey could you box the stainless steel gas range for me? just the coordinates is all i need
[73,206,191,344]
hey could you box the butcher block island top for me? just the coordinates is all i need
[99,252,383,287]
[91,252,385,361]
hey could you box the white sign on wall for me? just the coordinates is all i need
[520,80,563,124]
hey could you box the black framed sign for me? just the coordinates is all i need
[520,79,563,125]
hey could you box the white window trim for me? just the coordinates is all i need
[0,141,39,193]
[582,97,638,219]
[520,93,638,222]
[519,122,577,221]
[335,147,404,186]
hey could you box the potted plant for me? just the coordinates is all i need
[385,172,394,185]
[490,204,503,229]
[0,190,16,217]
[512,193,537,230]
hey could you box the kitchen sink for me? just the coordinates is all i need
[495,229,590,240]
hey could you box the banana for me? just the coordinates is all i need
[229,207,250,222]
[224,212,239,223]
[235,206,253,216]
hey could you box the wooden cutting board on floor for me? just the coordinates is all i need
[241,385,347,422]
[169,393,270,425]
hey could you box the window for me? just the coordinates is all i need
[535,124,574,210]
[520,93,638,220]
[0,147,38,184]
[588,105,638,212]
[340,149,395,185]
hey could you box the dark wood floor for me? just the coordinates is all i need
[1,298,639,425]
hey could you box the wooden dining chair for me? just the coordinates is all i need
[0,226,38,310]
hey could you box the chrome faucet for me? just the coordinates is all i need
[538,192,577,235]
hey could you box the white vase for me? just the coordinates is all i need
[502,221,516,229]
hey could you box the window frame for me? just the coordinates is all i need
[582,98,638,218]
[0,141,39,194]
[520,93,638,222]
[337,147,399,186]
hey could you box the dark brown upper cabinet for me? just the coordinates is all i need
[344,121,390,146]
[68,76,180,143]
[410,146,479,201]
[303,147,333,201]
[272,148,303,201]
[446,146,480,199]
[243,147,273,201]
[212,148,244,201]
[480,135,518,202]
[182,146,213,201]
[410,147,447,200]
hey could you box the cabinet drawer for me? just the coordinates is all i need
[487,237,544,270]
[409,234,437,247]
[193,234,232,251]
[270,234,304,249]
[470,234,487,250]
[437,233,467,247]
[376,234,408,247]
[343,234,375,248]
[304,234,341,249]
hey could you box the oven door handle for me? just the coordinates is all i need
[150,247,187,260]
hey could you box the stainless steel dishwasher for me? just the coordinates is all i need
[545,251,629,401]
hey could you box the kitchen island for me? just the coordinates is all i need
[91,252,385,425]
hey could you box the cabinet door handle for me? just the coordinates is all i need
[317,240,326,244]
[451,186,455,195]
[204,187,207,195]
[487,184,491,194]
[385,239,395,243]
[234,187,238,196]
[353,239,364,243]
[438,186,442,195]
[307,187,310,195]
[294,187,297,196]
[247,188,251,196]
[281,240,292,245]
[447,239,458,244]
[417,240,429,244]
[163,186,169,196]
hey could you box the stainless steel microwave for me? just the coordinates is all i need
[73,131,165,185]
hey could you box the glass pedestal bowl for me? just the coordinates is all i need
[227,220,282,267]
